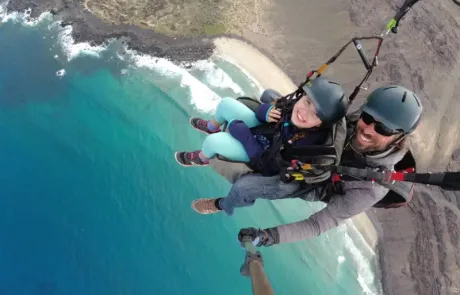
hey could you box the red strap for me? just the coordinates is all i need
[391,172,405,181]
[332,173,341,183]
[391,167,415,181]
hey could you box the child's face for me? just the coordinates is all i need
[290,95,322,129]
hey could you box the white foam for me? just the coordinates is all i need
[22,8,52,27]
[338,255,345,264]
[0,3,227,114]
[124,48,222,113]
[0,1,15,23]
[0,2,6,21]
[47,19,61,31]
[54,55,59,59]
[57,25,107,61]
[214,53,264,94]
[340,221,382,295]
[357,275,376,295]
[191,60,244,95]
[0,2,51,25]
[116,51,126,61]
[0,1,106,64]
[0,3,253,114]
[56,69,66,77]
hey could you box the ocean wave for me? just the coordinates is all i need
[190,60,244,95]
[122,48,222,113]
[0,2,51,25]
[341,221,382,295]
[57,25,108,61]
[0,1,7,21]
[213,53,264,94]
[1,2,259,114]
[0,1,106,62]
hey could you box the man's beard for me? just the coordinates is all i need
[350,134,368,153]
[350,132,399,155]
[350,133,378,154]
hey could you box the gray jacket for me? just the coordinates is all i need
[276,132,413,244]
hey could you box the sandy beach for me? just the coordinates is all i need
[213,37,297,96]
[212,36,380,250]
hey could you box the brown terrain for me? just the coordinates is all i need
[243,1,460,293]
[6,0,460,294]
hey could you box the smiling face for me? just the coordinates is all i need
[351,117,400,153]
[290,95,322,129]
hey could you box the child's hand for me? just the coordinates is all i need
[268,108,281,123]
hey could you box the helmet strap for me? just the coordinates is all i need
[391,133,407,148]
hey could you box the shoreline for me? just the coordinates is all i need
[6,0,216,62]
[5,0,299,85]
[213,37,297,96]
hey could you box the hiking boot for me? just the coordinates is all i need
[190,117,220,135]
[175,150,209,167]
[191,198,221,214]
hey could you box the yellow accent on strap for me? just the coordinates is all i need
[291,173,305,181]
[300,163,313,170]
[317,64,328,75]
[386,18,397,31]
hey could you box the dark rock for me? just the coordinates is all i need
[453,148,460,161]
[6,0,216,63]
[60,20,72,27]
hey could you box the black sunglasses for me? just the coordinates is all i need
[360,112,401,136]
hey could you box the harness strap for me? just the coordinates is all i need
[284,146,336,157]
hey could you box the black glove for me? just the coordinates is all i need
[238,227,280,247]
[279,167,294,183]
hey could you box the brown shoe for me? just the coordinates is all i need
[191,198,221,214]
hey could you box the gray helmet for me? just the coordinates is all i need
[361,85,423,134]
[301,76,348,125]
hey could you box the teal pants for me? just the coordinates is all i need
[202,97,262,162]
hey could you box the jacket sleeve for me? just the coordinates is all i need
[228,120,264,159]
[254,103,274,122]
[274,182,389,244]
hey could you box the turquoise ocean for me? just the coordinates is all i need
[0,4,382,295]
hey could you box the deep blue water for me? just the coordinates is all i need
[0,7,382,295]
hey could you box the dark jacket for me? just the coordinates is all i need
[227,103,329,176]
